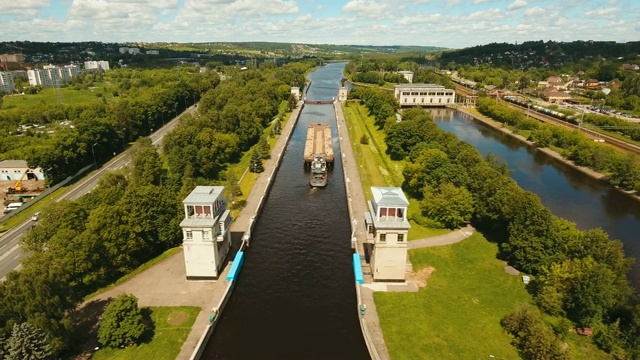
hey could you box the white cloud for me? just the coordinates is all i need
[584,7,618,17]
[445,0,461,6]
[2,0,49,14]
[524,6,545,17]
[465,8,504,21]
[397,13,443,26]
[507,0,527,11]
[343,0,388,16]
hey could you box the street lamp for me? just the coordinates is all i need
[174,102,178,118]
[91,142,97,168]
[121,128,126,151]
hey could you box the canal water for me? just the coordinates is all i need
[431,109,640,288]
[203,63,370,359]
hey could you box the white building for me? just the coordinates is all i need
[338,86,348,102]
[145,50,159,55]
[291,86,300,101]
[84,60,110,71]
[394,84,455,107]
[0,160,45,181]
[0,71,14,94]
[180,186,233,280]
[119,47,140,55]
[364,187,411,281]
[27,64,81,87]
[397,70,414,83]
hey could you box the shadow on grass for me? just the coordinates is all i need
[139,307,156,344]
[69,298,113,359]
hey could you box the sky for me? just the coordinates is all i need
[0,0,638,49]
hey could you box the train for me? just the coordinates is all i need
[503,96,579,125]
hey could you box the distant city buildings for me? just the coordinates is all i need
[0,53,25,71]
[145,50,159,55]
[27,64,81,87]
[84,60,110,71]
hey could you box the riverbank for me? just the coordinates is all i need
[455,107,640,202]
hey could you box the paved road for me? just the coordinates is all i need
[0,105,197,280]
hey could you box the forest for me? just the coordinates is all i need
[0,59,314,358]
[350,86,640,359]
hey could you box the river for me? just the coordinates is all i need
[202,63,369,359]
[432,109,640,288]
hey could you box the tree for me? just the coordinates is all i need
[250,149,264,173]
[5,322,53,360]
[257,136,271,159]
[97,294,146,348]
[421,183,474,229]
[501,307,569,360]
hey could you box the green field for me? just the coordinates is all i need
[375,233,531,360]
[343,101,451,240]
[90,306,200,360]
[2,83,116,109]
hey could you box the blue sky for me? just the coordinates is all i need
[0,0,638,49]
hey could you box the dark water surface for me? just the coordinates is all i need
[203,63,369,359]
[432,109,640,288]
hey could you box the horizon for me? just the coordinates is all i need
[1,0,638,49]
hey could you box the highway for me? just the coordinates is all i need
[0,105,196,280]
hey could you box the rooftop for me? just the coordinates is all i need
[0,160,29,169]
[183,186,224,204]
[371,187,409,207]
[394,83,446,89]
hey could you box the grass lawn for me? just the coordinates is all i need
[91,306,200,360]
[3,82,116,109]
[375,233,530,360]
[343,101,453,239]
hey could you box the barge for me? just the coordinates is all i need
[303,123,334,165]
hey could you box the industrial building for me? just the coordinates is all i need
[393,83,455,107]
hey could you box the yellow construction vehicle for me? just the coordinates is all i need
[4,170,28,194]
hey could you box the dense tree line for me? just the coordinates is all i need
[345,58,454,89]
[0,139,181,355]
[476,97,640,191]
[0,67,220,183]
[350,88,640,357]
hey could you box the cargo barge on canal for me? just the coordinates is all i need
[304,123,333,187]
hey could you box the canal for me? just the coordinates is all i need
[432,109,640,288]
[202,63,370,359]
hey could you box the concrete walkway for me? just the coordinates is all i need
[409,225,475,249]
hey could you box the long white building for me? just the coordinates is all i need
[394,83,455,107]
[84,60,110,71]
[27,64,81,87]
[0,71,14,94]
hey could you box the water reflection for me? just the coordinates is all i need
[432,108,640,288]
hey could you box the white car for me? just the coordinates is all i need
[31,212,40,221]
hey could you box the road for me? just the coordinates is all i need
[0,105,197,280]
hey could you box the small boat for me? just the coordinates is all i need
[309,153,328,187]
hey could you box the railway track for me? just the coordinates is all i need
[451,83,640,155]
[503,100,640,154]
